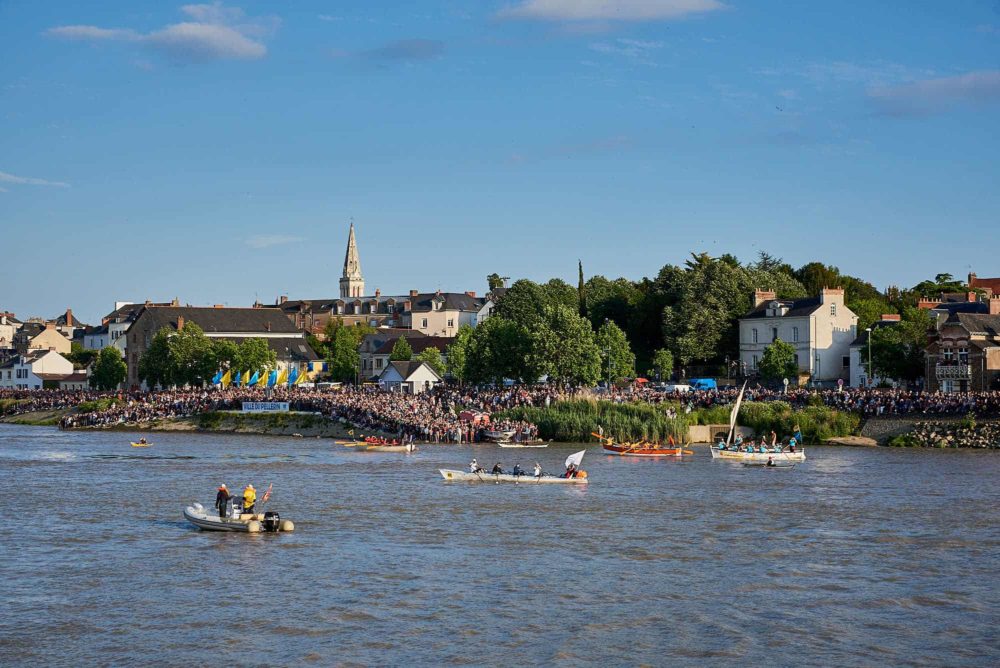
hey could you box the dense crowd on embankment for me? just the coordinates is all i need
[3,385,1000,446]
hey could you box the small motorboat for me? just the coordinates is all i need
[183,503,295,533]
[439,469,588,484]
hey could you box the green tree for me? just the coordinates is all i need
[758,338,799,382]
[651,348,674,380]
[211,339,239,370]
[445,324,474,383]
[390,337,413,361]
[233,338,277,374]
[67,342,98,369]
[90,347,127,390]
[531,305,602,385]
[542,278,580,312]
[491,279,548,328]
[168,322,217,386]
[487,273,505,291]
[851,297,896,332]
[414,346,446,377]
[578,260,587,319]
[595,320,635,382]
[869,307,932,385]
[465,317,532,385]
[138,328,174,388]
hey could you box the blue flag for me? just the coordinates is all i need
[234,371,242,387]
[248,371,259,386]
[211,370,223,385]
[267,370,278,387]
[288,367,298,386]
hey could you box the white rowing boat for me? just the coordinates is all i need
[439,469,588,484]
[497,440,550,448]
[365,443,417,453]
[183,503,295,533]
[710,447,806,462]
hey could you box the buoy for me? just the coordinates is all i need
[247,521,262,533]
[279,520,295,532]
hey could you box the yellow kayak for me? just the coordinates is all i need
[341,441,367,447]
[130,442,151,448]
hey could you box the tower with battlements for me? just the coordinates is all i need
[340,222,365,299]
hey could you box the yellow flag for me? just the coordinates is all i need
[295,368,310,385]
[276,368,288,385]
[257,370,268,388]
[221,369,232,388]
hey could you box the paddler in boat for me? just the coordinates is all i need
[769,430,778,448]
[788,436,797,453]
[564,462,578,479]
[470,458,483,474]
[512,462,524,477]
[533,462,542,478]
[766,456,776,467]
[138,437,148,445]
[215,484,231,519]
[491,462,504,475]
[243,484,256,514]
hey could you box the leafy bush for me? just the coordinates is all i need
[77,398,121,414]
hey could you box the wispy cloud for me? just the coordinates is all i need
[360,38,444,62]
[245,234,303,249]
[589,38,663,61]
[508,134,632,164]
[868,70,1000,117]
[0,170,70,188]
[45,3,278,63]
[498,0,726,22]
[318,14,341,23]
[755,60,934,90]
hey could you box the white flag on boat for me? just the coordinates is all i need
[565,450,586,469]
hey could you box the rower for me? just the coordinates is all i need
[533,462,542,478]
[766,456,775,467]
[564,463,577,479]
[512,463,524,476]
[138,437,147,445]
[788,436,797,453]
[470,458,483,474]
[491,462,503,475]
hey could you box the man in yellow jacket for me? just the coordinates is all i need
[243,484,256,514]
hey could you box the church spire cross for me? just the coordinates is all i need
[340,221,365,299]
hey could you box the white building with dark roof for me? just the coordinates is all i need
[376,360,443,395]
[739,288,858,385]
[0,350,74,390]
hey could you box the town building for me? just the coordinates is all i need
[82,324,111,350]
[123,305,318,388]
[968,272,1000,298]
[402,291,485,337]
[358,329,427,380]
[848,314,901,388]
[340,222,365,299]
[739,288,858,386]
[925,312,1000,392]
[0,312,21,350]
[13,322,72,356]
[361,335,452,380]
[376,360,443,395]
[0,350,74,390]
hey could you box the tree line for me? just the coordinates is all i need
[138,322,277,388]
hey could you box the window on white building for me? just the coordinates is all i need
[842,356,850,368]
[792,326,799,342]
[831,304,837,316]
[772,327,778,342]
[421,318,428,329]
[752,354,758,369]
[752,328,758,344]
[447,319,454,328]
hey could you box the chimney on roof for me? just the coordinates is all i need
[375,288,381,298]
[989,298,1000,315]
[880,314,901,322]
[177,316,185,330]
[820,287,845,304]
[171,297,180,307]
[266,321,272,332]
[280,295,288,304]
[466,291,476,298]
[65,309,73,327]
[753,289,777,308]
[45,322,55,330]
[410,290,419,298]
[967,291,978,303]
[145,299,151,306]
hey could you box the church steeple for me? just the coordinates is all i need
[340,222,365,299]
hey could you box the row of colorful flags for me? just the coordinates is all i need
[211,367,309,388]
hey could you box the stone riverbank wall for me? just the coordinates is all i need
[861,416,1000,447]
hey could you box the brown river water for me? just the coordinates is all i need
[0,424,997,666]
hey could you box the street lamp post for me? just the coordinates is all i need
[865,327,872,387]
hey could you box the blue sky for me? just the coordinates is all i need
[2,1,998,324]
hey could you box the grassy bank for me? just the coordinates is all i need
[0,409,70,426]
[496,399,859,444]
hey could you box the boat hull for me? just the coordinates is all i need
[498,442,549,448]
[602,444,688,457]
[482,430,516,443]
[710,448,806,462]
[183,504,294,532]
[365,444,416,453]
[439,469,587,484]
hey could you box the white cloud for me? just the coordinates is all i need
[245,235,303,249]
[45,3,276,62]
[589,37,663,59]
[0,170,70,188]
[498,0,725,22]
[868,70,1000,117]
[318,14,341,22]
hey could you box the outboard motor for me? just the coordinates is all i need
[262,511,280,532]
